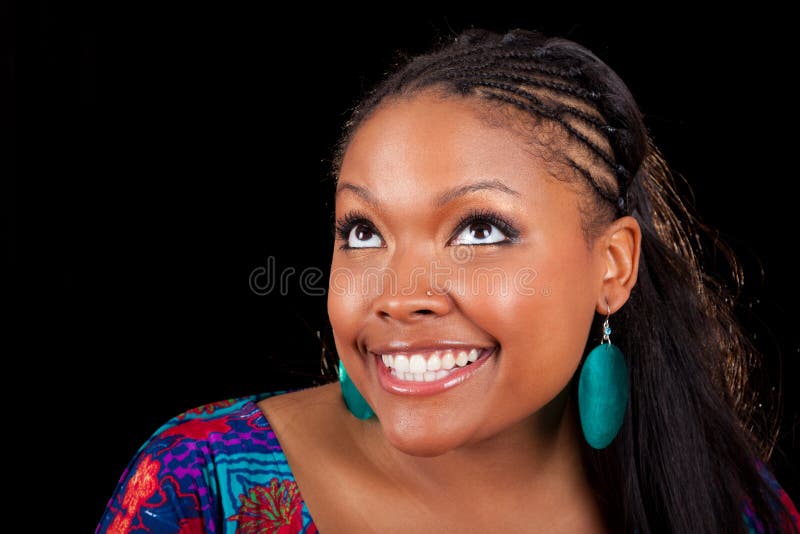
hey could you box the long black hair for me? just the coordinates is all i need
[324,28,796,533]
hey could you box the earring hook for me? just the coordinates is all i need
[602,303,612,344]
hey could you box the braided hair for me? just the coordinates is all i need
[328,28,794,534]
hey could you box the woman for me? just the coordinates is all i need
[96,28,799,533]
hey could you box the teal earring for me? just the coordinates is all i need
[577,304,629,449]
[338,359,375,420]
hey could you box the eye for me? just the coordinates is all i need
[450,209,520,246]
[334,210,384,249]
[334,208,520,250]
[346,224,382,248]
[451,221,506,245]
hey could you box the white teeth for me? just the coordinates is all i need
[409,354,426,374]
[382,347,495,382]
[441,351,455,369]
[391,368,454,382]
[394,355,409,373]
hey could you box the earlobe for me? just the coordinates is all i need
[597,215,642,314]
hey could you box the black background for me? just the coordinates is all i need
[8,6,799,531]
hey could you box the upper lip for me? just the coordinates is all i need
[367,340,496,355]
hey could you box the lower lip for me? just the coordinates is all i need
[375,347,498,396]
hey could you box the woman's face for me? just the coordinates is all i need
[328,91,613,457]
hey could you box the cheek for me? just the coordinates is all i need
[540,253,597,351]
[477,245,598,399]
[327,264,362,354]
[327,258,380,383]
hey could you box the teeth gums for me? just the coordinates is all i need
[380,348,489,382]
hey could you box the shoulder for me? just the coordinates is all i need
[132,393,288,472]
[150,394,276,446]
[97,392,319,534]
[742,460,800,533]
[256,382,357,460]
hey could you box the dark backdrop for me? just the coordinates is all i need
[9,7,799,531]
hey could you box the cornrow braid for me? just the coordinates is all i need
[459,78,626,181]
[457,87,619,208]
[478,69,603,102]
[492,50,586,78]
[432,53,602,102]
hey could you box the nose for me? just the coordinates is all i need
[370,249,452,322]
[373,286,451,322]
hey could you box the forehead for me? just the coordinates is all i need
[337,92,561,207]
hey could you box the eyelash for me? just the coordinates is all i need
[333,208,521,250]
[459,208,521,243]
[334,210,373,247]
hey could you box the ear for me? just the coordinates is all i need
[596,215,641,314]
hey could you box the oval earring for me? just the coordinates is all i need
[338,359,375,420]
[577,304,629,449]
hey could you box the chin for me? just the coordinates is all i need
[379,415,471,457]
[384,432,456,457]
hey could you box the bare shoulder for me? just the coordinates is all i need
[257,382,357,453]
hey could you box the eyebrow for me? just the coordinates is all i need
[335,179,520,208]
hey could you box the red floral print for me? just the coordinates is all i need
[228,478,305,533]
[106,455,161,534]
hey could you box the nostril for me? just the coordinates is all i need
[380,309,435,319]
[374,295,451,321]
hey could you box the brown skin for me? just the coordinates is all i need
[259,90,641,532]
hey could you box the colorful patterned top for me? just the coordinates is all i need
[96,392,317,534]
[96,392,799,533]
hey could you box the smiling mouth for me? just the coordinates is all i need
[374,347,496,383]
